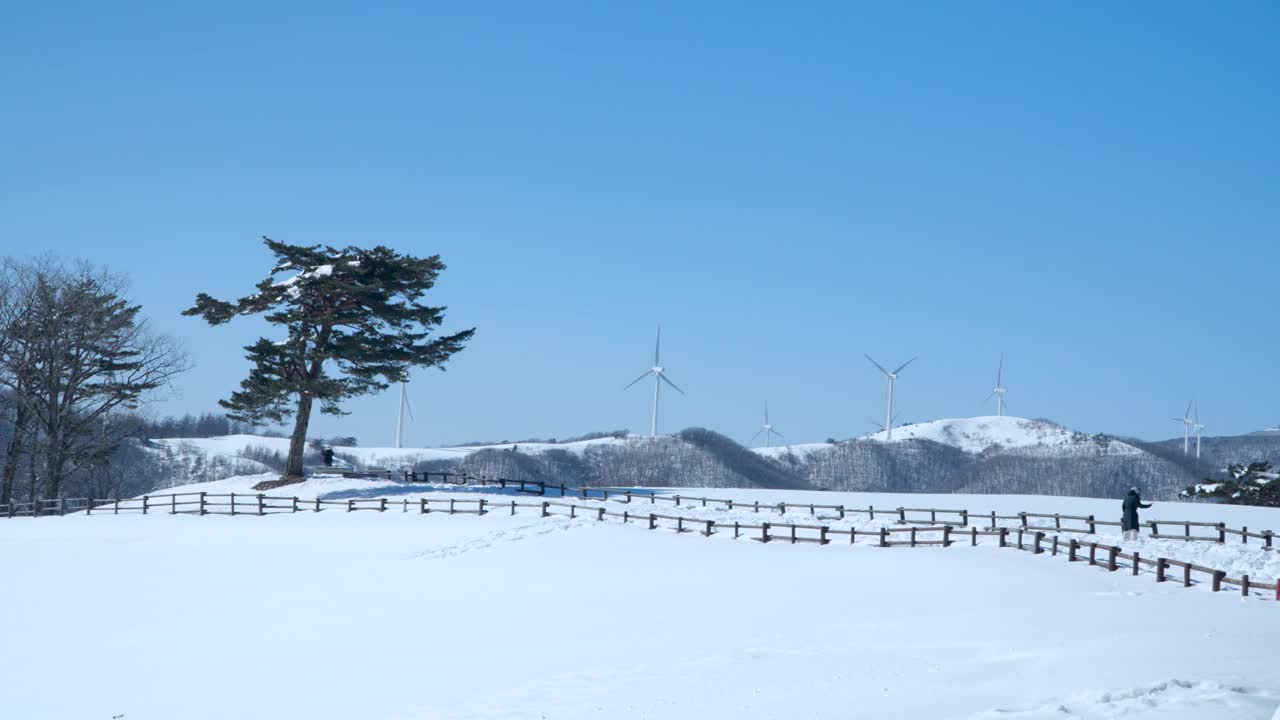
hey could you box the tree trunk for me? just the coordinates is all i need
[1,404,26,504]
[45,438,64,500]
[284,393,313,479]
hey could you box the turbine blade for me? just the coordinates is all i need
[624,370,654,390]
[655,325,662,366]
[892,356,918,376]
[985,391,997,403]
[750,429,764,443]
[770,428,785,439]
[404,393,416,422]
[1184,400,1193,420]
[996,354,1003,386]
[659,372,685,395]
[764,401,769,425]
[865,354,890,376]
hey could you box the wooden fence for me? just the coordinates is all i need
[2,484,1277,601]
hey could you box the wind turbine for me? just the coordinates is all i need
[1172,399,1193,455]
[751,402,785,448]
[985,355,1008,417]
[624,325,684,438]
[1193,401,1204,462]
[395,381,416,449]
[866,354,916,442]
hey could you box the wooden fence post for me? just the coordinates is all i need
[347,499,353,513]
[1016,529,1024,550]
[1087,515,1095,534]
[1212,570,1225,592]
[1068,539,1078,561]
[810,504,816,516]
[314,498,320,512]
[971,527,977,546]
[623,511,629,524]
[897,507,906,523]
[1242,574,1250,597]
[704,520,714,536]
[510,500,516,516]
[998,527,1008,548]
[1183,563,1192,587]
[1156,558,1167,582]
[258,494,265,516]
[820,526,829,545]
[1107,546,1118,571]
[542,502,550,518]
[942,526,952,547]
[910,527,917,547]
[1132,551,1140,576]
[1051,537,1059,556]
[1218,523,1226,544]
[869,505,875,520]
[837,505,846,520]
[779,503,787,516]
[1019,512,1027,529]
[734,521,740,539]
[170,494,176,514]
[960,509,968,527]
[142,496,149,515]
[86,497,93,516]
[200,492,207,515]
[674,495,681,507]
[648,513,657,530]
[291,496,298,513]
[1243,526,1248,545]
[762,523,771,543]
[790,525,797,544]
[1088,543,1097,566]
[1265,530,1273,549]
[989,511,996,529]
[878,527,888,547]
[479,499,487,515]
[1033,532,1044,554]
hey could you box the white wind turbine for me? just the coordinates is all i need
[395,381,416,449]
[866,354,916,442]
[751,402,785,448]
[1194,401,1204,462]
[1172,399,1193,455]
[624,325,684,438]
[985,355,1009,417]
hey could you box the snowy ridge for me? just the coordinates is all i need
[859,415,1143,456]
[151,433,629,469]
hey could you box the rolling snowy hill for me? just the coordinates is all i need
[859,415,1142,456]
[131,417,1280,501]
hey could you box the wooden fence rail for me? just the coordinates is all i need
[3,487,1276,601]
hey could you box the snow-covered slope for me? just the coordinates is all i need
[151,433,629,469]
[860,415,1142,456]
[5,482,1280,719]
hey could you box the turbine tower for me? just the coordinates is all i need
[866,354,916,442]
[624,325,684,438]
[1194,401,1204,461]
[395,381,415,449]
[751,402,785,448]
[985,354,1008,416]
[1172,400,1193,455]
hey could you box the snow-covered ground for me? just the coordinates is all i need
[3,480,1279,719]
[860,415,1142,456]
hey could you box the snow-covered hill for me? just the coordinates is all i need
[859,415,1142,456]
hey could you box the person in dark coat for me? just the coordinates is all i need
[321,446,335,467]
[1121,487,1151,541]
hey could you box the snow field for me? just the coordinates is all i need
[3,506,1279,719]
[147,475,1280,586]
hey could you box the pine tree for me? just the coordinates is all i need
[184,238,473,487]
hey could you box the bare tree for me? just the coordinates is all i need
[0,259,189,499]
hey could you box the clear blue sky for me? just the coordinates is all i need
[2,2,1277,447]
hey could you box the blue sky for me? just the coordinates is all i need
[2,2,1277,447]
